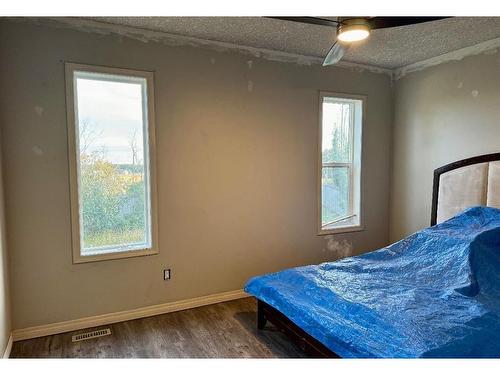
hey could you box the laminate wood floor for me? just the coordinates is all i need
[10,297,306,358]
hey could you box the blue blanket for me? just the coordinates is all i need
[244,206,500,358]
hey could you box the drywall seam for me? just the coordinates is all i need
[12,289,248,341]
[2,333,12,358]
[9,17,393,76]
[394,36,500,80]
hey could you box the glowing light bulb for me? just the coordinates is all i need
[337,21,370,42]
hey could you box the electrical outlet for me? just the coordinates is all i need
[164,269,171,280]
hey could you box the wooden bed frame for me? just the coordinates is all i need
[256,152,500,358]
[257,300,338,358]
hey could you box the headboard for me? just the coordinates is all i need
[431,152,500,226]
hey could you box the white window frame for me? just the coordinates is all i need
[65,63,159,263]
[318,91,365,235]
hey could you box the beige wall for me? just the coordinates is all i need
[391,52,500,241]
[0,128,12,354]
[0,20,393,329]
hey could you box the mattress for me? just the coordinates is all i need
[245,206,500,358]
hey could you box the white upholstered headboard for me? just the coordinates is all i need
[431,153,500,225]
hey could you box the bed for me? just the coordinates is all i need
[244,152,500,358]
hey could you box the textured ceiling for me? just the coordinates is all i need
[89,17,500,69]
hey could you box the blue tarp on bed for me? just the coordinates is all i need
[244,206,500,358]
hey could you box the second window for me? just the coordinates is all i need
[319,92,364,234]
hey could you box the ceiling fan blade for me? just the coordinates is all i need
[268,17,339,28]
[323,42,348,66]
[367,17,450,30]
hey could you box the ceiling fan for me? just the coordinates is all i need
[270,17,450,66]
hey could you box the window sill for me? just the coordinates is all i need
[73,247,158,264]
[317,224,364,236]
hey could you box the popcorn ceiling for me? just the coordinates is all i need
[87,16,500,69]
[11,17,500,80]
[9,17,392,76]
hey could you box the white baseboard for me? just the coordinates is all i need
[2,333,13,359]
[12,289,248,342]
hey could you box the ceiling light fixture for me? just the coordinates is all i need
[337,19,370,42]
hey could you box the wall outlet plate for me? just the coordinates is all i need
[164,269,171,280]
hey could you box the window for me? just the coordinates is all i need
[65,63,158,263]
[319,92,364,234]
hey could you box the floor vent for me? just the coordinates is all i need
[72,328,111,342]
